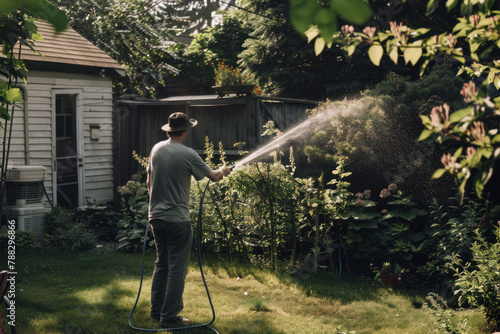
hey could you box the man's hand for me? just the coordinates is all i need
[221,165,231,177]
[207,165,231,182]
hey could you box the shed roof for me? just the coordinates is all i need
[18,20,125,73]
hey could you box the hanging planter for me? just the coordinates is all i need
[212,84,255,98]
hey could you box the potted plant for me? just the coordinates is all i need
[371,262,404,288]
[212,61,256,97]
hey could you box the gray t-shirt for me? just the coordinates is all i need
[148,139,212,222]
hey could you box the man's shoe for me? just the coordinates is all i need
[150,314,160,321]
[159,316,189,327]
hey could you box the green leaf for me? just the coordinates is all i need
[492,134,500,144]
[420,58,431,76]
[305,25,320,43]
[0,0,21,17]
[314,37,326,56]
[317,8,337,47]
[23,0,69,33]
[331,0,371,25]
[452,55,466,63]
[290,0,321,34]
[449,107,473,123]
[388,45,398,65]
[486,71,496,85]
[469,40,481,53]
[446,0,460,11]
[453,147,463,159]
[345,44,356,56]
[419,129,433,141]
[426,0,438,15]
[404,41,423,66]
[432,168,447,179]
[5,88,23,102]
[419,115,432,127]
[368,42,384,66]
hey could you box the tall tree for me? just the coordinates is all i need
[168,9,251,89]
[52,0,185,98]
[237,0,394,100]
[51,0,238,98]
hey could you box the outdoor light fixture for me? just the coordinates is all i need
[90,124,100,140]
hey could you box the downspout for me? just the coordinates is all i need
[19,85,29,165]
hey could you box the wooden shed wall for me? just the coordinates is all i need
[0,70,115,204]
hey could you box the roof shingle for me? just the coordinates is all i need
[18,20,124,71]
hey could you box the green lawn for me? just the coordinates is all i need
[1,247,488,334]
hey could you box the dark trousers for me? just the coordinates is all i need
[150,219,193,321]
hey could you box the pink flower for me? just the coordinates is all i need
[469,121,486,142]
[470,14,480,28]
[466,146,477,160]
[355,198,366,206]
[341,25,354,36]
[390,21,402,39]
[441,153,459,172]
[460,81,478,103]
[445,34,456,48]
[380,189,391,198]
[363,26,377,40]
[388,183,398,192]
[429,104,450,131]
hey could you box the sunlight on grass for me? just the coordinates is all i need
[9,249,488,334]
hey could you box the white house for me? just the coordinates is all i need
[1,20,124,208]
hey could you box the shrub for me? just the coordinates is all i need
[115,172,151,252]
[295,66,463,205]
[420,197,498,295]
[447,224,500,330]
[45,206,98,252]
[0,227,39,253]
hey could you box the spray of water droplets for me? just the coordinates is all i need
[232,98,371,170]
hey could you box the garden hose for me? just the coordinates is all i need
[128,180,219,333]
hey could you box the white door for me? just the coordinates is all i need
[52,90,84,208]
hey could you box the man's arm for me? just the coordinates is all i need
[146,171,151,194]
[207,166,230,182]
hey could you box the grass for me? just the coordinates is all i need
[0,247,488,334]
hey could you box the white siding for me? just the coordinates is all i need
[0,96,26,166]
[13,70,115,204]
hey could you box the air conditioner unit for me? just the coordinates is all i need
[6,165,46,182]
[5,166,46,208]
[6,207,51,238]
[3,166,49,238]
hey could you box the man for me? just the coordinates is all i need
[146,112,230,327]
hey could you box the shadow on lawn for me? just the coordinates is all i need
[203,255,381,305]
[10,248,153,333]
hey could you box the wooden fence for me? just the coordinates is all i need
[113,95,317,195]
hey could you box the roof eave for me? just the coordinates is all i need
[24,60,126,78]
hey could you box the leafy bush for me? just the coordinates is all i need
[292,157,428,276]
[195,136,297,266]
[420,198,498,293]
[423,292,469,334]
[296,66,463,205]
[448,224,500,330]
[45,206,98,252]
[0,227,39,253]
[115,172,151,252]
